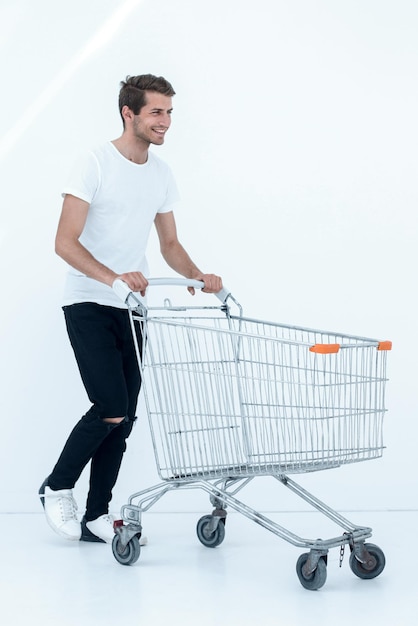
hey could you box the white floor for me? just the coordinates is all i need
[0,509,415,625]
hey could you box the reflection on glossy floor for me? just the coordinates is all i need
[0,511,415,625]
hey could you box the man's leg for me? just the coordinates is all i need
[81,312,143,542]
[40,304,136,541]
[79,416,137,542]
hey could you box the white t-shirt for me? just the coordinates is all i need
[61,141,180,308]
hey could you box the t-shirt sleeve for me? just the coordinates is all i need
[158,165,181,213]
[61,151,100,204]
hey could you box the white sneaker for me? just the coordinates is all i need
[84,514,115,544]
[84,514,148,546]
[39,480,81,541]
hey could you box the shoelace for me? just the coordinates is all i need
[58,494,78,522]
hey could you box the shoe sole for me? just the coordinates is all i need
[38,478,49,509]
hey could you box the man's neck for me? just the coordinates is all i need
[111,136,149,164]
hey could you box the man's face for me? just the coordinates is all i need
[131,91,173,146]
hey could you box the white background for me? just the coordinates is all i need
[0,0,416,514]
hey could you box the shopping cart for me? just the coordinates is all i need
[111,278,391,590]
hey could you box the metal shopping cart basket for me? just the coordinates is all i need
[111,278,392,590]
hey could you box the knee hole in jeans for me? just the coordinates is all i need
[102,416,125,425]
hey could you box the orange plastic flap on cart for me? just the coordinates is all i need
[309,344,340,354]
[378,341,392,351]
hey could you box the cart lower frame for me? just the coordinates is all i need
[112,471,385,590]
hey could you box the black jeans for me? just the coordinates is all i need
[48,303,143,521]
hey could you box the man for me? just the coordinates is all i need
[39,74,222,544]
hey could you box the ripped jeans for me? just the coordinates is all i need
[48,303,143,521]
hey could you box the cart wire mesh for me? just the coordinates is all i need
[134,311,389,481]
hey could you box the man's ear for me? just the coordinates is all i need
[121,105,134,124]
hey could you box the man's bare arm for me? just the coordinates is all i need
[55,194,149,294]
[154,211,222,294]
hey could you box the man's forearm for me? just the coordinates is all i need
[160,240,203,279]
[56,238,117,286]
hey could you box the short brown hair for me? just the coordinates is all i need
[119,74,175,124]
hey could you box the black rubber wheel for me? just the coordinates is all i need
[296,553,327,591]
[196,515,225,548]
[112,533,141,566]
[349,543,386,580]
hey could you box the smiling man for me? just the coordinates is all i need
[39,74,222,545]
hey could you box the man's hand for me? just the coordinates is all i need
[188,273,223,295]
[117,272,149,297]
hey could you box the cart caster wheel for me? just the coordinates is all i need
[296,553,327,591]
[196,515,225,548]
[349,543,386,580]
[112,533,141,566]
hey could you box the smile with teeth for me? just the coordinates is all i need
[153,128,166,135]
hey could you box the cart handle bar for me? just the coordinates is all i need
[112,277,231,306]
[310,340,392,353]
